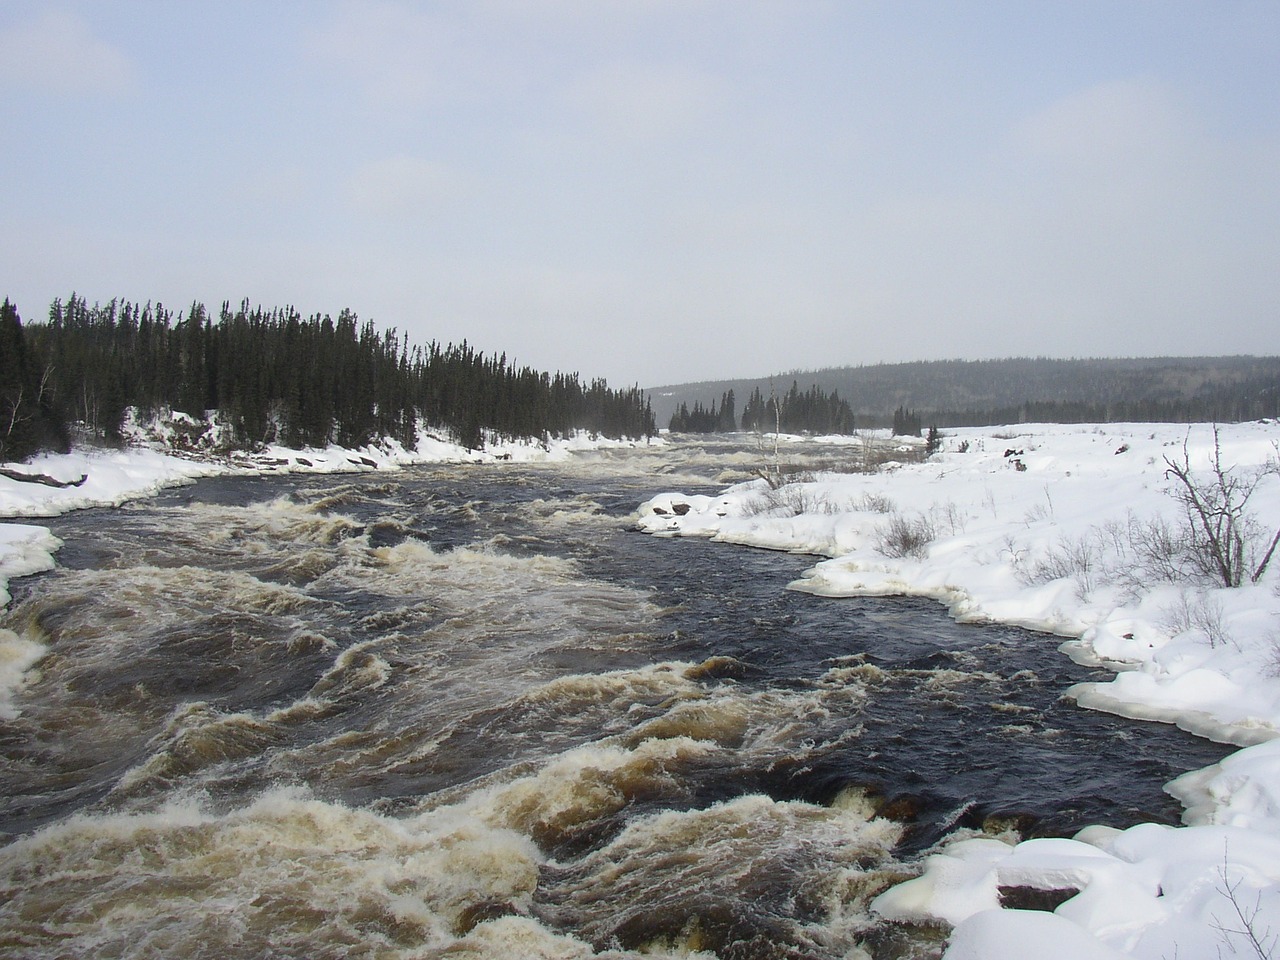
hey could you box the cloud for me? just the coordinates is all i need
[567,60,726,142]
[1006,76,1274,262]
[348,155,472,219]
[1018,77,1179,157]
[0,10,135,96]
[307,1,457,109]
[816,76,1280,364]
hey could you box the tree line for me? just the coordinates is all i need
[647,356,1280,431]
[668,390,739,433]
[0,295,655,462]
[739,382,856,435]
[891,405,922,437]
[920,397,1280,428]
[666,382,856,435]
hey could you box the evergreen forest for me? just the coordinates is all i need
[667,383,857,435]
[649,357,1280,432]
[1,295,655,463]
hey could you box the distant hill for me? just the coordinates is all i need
[645,357,1280,430]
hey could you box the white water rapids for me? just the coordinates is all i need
[0,441,1230,959]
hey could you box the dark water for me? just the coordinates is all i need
[0,444,1230,959]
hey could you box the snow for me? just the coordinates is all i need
[635,421,1280,959]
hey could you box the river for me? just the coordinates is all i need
[0,439,1230,959]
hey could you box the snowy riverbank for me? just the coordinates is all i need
[637,421,1280,959]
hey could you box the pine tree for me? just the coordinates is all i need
[0,300,68,460]
[7,294,657,456]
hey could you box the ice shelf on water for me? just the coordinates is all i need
[635,421,1280,960]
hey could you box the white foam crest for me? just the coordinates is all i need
[302,480,408,513]
[307,637,394,700]
[453,737,718,850]
[440,914,722,959]
[187,495,365,547]
[625,674,870,768]
[365,538,580,587]
[0,786,547,959]
[332,540,662,652]
[0,627,47,720]
[519,496,613,529]
[434,668,875,858]
[112,701,285,796]
[265,695,332,724]
[27,564,325,635]
[114,638,399,795]
[519,661,703,712]
[436,915,599,959]
[542,793,904,954]
[820,661,890,685]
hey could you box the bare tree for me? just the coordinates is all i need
[752,378,784,488]
[1163,427,1280,588]
[2,384,25,447]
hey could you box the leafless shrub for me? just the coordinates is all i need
[1018,533,1100,599]
[983,488,999,520]
[1023,502,1052,525]
[934,500,967,536]
[1162,590,1233,650]
[743,484,835,518]
[1264,633,1280,679]
[1038,498,1268,605]
[1211,853,1278,960]
[1097,517,1131,557]
[751,462,808,489]
[1123,513,1201,588]
[1021,487,1056,526]
[793,487,841,516]
[1000,533,1023,564]
[852,491,896,514]
[848,431,933,471]
[1164,427,1280,588]
[877,512,936,559]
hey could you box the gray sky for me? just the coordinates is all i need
[2,2,1277,387]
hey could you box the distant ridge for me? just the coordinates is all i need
[645,356,1280,430]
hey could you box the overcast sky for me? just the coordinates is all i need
[2,2,1277,387]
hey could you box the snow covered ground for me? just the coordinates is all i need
[636,421,1280,959]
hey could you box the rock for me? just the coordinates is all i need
[997,885,1080,912]
[453,900,519,935]
[878,794,924,822]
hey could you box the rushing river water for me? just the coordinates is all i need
[0,440,1231,959]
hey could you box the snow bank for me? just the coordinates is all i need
[873,822,1280,960]
[636,421,1280,958]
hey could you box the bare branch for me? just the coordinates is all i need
[1163,426,1279,589]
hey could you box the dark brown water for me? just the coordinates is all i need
[0,441,1230,959]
